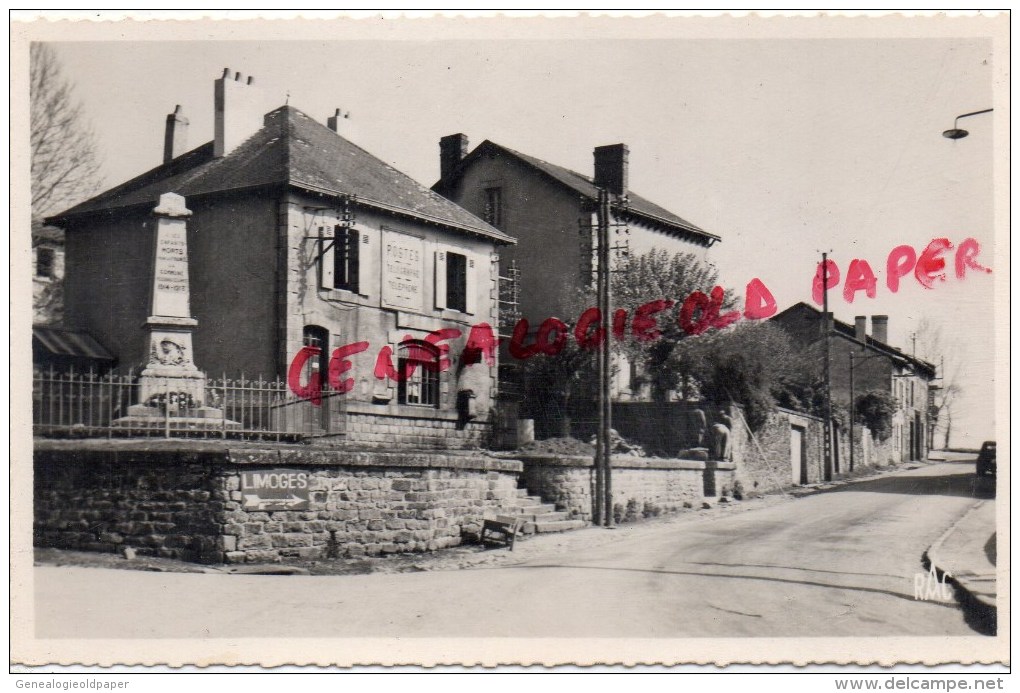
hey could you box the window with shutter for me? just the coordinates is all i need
[397,340,440,407]
[446,251,467,312]
[434,250,447,310]
[333,225,360,293]
[319,226,335,289]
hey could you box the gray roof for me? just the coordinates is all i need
[435,140,720,246]
[773,302,937,378]
[49,106,514,244]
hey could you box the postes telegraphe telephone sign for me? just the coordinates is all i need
[240,469,311,511]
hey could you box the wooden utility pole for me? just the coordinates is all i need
[849,350,855,473]
[596,188,614,527]
[822,252,833,482]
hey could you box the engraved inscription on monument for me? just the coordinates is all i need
[152,219,191,318]
[381,232,424,311]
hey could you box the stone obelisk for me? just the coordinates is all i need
[122,192,226,424]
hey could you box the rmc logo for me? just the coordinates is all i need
[914,564,953,602]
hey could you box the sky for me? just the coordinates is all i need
[28,15,1003,447]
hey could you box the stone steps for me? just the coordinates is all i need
[491,489,586,536]
[512,503,557,515]
[523,519,587,534]
[515,510,569,523]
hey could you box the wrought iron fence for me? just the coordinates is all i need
[32,368,345,441]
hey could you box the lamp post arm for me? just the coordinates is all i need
[954,108,993,128]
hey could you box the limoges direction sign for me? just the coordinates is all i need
[240,469,311,511]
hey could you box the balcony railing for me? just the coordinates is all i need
[32,368,345,441]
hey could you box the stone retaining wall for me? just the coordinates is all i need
[520,455,736,523]
[34,441,522,564]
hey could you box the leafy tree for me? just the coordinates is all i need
[854,390,897,441]
[517,248,742,437]
[610,248,727,401]
[671,321,803,431]
[519,337,598,439]
[30,43,102,221]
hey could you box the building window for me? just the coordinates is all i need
[397,340,440,407]
[36,247,54,279]
[333,225,360,293]
[446,251,467,312]
[483,187,502,227]
[435,249,475,314]
[303,325,329,388]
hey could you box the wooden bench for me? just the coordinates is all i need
[479,514,522,551]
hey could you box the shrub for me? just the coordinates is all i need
[855,390,897,440]
[642,501,662,518]
[624,498,641,523]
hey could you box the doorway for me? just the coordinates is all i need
[791,425,808,485]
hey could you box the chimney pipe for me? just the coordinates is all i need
[872,315,889,344]
[440,133,469,181]
[327,108,349,134]
[593,143,629,196]
[214,67,265,158]
[163,105,189,164]
[854,316,867,343]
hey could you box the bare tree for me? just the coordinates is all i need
[30,43,102,221]
[913,317,962,450]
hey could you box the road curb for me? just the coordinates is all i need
[923,500,996,635]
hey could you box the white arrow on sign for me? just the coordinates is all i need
[242,493,307,510]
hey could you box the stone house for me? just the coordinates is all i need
[771,302,936,464]
[46,69,515,448]
[432,135,721,408]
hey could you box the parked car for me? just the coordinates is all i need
[976,441,996,476]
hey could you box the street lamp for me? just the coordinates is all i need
[942,108,993,140]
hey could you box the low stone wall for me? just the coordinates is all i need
[735,408,899,494]
[34,440,522,564]
[343,407,487,450]
[520,455,736,523]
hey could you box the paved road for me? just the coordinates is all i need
[34,459,994,638]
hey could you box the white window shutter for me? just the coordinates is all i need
[465,252,478,315]
[320,227,335,289]
[434,249,447,310]
[358,231,372,298]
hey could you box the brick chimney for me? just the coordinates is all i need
[163,105,189,164]
[854,316,867,342]
[594,143,629,196]
[327,107,350,134]
[214,68,265,158]
[872,315,889,344]
[440,134,469,181]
